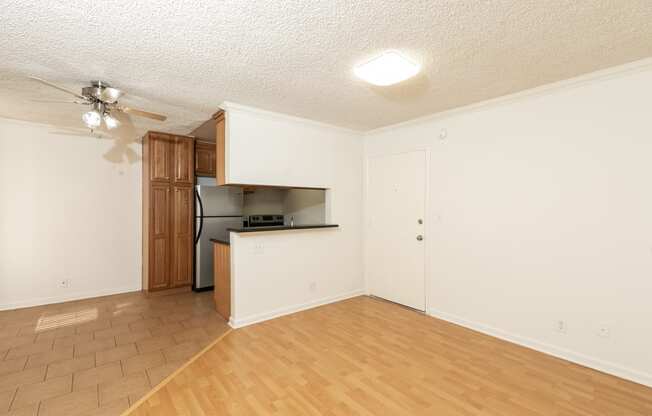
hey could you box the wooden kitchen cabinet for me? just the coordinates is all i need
[149,183,171,289]
[171,186,193,287]
[213,241,231,321]
[143,132,195,291]
[195,140,216,177]
[149,133,172,182]
[174,136,194,185]
[188,110,226,183]
[215,111,226,185]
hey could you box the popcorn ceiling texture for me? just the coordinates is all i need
[1,0,651,134]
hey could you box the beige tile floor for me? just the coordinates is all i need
[0,290,229,416]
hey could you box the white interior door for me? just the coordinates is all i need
[367,151,426,310]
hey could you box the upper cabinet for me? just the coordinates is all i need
[195,140,216,177]
[189,110,226,183]
[148,132,194,185]
[215,111,226,185]
[173,136,194,185]
[149,133,173,182]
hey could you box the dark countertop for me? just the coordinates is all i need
[228,224,339,233]
[210,224,339,245]
[210,237,231,245]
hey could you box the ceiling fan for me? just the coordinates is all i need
[29,76,167,130]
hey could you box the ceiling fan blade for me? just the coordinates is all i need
[118,106,167,121]
[29,76,86,100]
[30,99,88,105]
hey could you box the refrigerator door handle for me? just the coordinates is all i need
[195,189,204,244]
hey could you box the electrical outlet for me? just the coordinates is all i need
[597,324,611,338]
[59,279,71,289]
[252,243,264,255]
[555,320,567,334]
[309,282,317,292]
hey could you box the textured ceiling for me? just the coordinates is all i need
[1,0,651,135]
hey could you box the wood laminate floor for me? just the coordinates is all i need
[127,296,652,415]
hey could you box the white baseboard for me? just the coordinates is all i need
[428,308,652,388]
[0,285,142,311]
[230,289,365,329]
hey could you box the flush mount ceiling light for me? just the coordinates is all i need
[354,51,420,86]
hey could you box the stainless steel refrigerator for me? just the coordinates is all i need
[194,177,243,291]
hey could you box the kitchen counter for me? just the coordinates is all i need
[210,237,231,245]
[211,224,338,322]
[228,224,339,233]
[210,225,338,246]
[210,224,338,246]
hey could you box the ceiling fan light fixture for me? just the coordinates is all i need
[29,76,167,126]
[103,113,120,129]
[354,50,420,86]
[82,110,101,129]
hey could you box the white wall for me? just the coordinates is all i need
[0,118,142,310]
[222,104,364,327]
[364,62,652,387]
[230,227,361,327]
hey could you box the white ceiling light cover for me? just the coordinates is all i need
[354,51,420,86]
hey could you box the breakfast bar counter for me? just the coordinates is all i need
[228,224,338,233]
[211,224,340,326]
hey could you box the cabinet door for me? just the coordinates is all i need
[150,184,171,289]
[171,186,193,287]
[173,136,194,185]
[195,141,216,176]
[215,114,226,185]
[150,134,172,182]
[213,242,231,321]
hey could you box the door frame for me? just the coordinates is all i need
[363,148,431,312]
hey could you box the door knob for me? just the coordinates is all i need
[416,235,423,241]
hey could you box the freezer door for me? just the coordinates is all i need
[196,186,243,217]
[195,217,242,290]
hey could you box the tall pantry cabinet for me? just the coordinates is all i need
[143,132,195,291]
